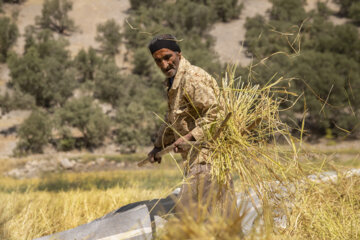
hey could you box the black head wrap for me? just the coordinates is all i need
[148,34,181,54]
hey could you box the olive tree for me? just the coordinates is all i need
[35,0,76,34]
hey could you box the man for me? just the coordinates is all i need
[147,34,233,216]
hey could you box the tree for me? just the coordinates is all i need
[129,0,162,10]
[270,0,307,24]
[94,60,133,106]
[115,102,153,152]
[35,0,76,34]
[334,0,356,17]
[349,2,360,24]
[15,110,52,155]
[0,87,35,114]
[165,0,214,35]
[288,51,360,137]
[8,30,76,107]
[74,47,101,82]
[210,0,243,22]
[0,16,18,62]
[95,19,122,57]
[243,0,360,138]
[57,97,110,148]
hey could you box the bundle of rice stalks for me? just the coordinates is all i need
[203,65,300,195]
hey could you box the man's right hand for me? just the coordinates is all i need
[148,147,162,164]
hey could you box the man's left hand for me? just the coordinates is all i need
[173,133,195,153]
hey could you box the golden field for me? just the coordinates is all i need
[0,143,359,240]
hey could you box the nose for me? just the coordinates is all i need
[160,60,168,70]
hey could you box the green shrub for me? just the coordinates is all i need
[349,2,360,24]
[0,88,35,114]
[334,0,357,17]
[8,30,76,108]
[55,128,76,151]
[270,0,307,24]
[115,102,156,152]
[35,0,76,34]
[94,61,132,106]
[74,47,101,82]
[95,19,122,57]
[165,0,214,35]
[0,16,18,62]
[129,0,163,10]
[15,110,52,155]
[210,0,243,22]
[58,97,110,148]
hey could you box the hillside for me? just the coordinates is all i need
[0,0,131,156]
[0,0,359,157]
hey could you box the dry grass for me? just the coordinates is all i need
[0,187,165,239]
[271,175,360,240]
[0,158,359,239]
[0,169,181,240]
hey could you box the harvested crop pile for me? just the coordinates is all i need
[202,66,299,190]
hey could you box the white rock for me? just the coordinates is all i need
[60,158,75,169]
[96,157,105,165]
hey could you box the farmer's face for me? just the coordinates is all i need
[152,48,181,78]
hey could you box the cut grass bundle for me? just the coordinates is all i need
[204,66,299,189]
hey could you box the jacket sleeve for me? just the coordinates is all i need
[184,71,220,141]
[154,112,176,148]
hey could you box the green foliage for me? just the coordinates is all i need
[334,0,357,17]
[244,15,299,58]
[349,2,360,24]
[181,36,222,75]
[115,102,154,152]
[58,97,110,148]
[0,88,35,114]
[129,0,163,10]
[0,16,18,62]
[93,60,133,106]
[288,51,360,136]
[132,47,163,85]
[74,47,101,82]
[55,128,76,151]
[95,19,122,57]
[270,0,307,24]
[35,0,75,34]
[302,17,360,61]
[8,29,76,108]
[23,27,70,61]
[316,2,333,18]
[15,110,52,155]
[209,0,243,22]
[165,0,215,35]
[243,0,360,138]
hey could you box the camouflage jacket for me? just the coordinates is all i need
[154,57,220,149]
